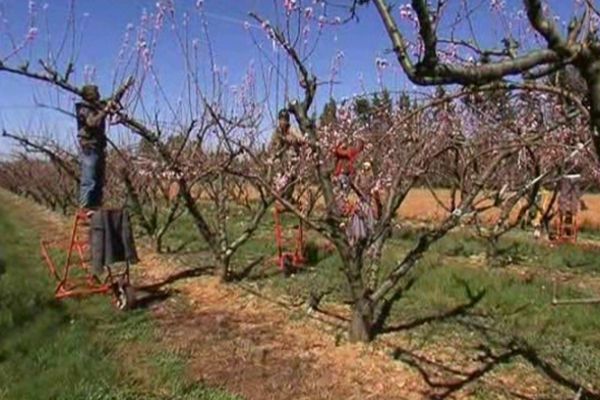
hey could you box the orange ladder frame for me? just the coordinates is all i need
[554,210,578,244]
[40,209,131,302]
[273,203,305,273]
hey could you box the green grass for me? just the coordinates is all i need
[215,214,600,390]
[0,200,240,400]
[138,205,600,393]
[396,225,600,275]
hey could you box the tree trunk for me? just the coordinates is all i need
[220,254,232,283]
[349,296,374,343]
[365,239,384,293]
[485,235,500,265]
[154,234,163,254]
[342,250,375,342]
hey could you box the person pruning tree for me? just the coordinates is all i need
[76,85,118,213]
[268,109,307,202]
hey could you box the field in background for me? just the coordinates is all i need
[224,185,600,231]
[398,188,600,231]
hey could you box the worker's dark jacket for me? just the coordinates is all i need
[90,209,138,275]
[76,101,106,150]
[269,126,303,162]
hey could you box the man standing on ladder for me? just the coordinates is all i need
[268,109,308,274]
[532,187,552,239]
[76,85,117,214]
[268,109,306,202]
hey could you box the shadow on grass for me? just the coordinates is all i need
[230,257,265,282]
[374,277,484,336]
[391,316,600,399]
[369,278,596,397]
[371,277,418,334]
[304,240,335,266]
[160,238,196,254]
[136,265,214,292]
[134,288,174,309]
[244,259,315,282]
[132,264,218,309]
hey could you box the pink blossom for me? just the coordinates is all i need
[137,38,152,69]
[155,0,175,30]
[375,57,389,70]
[304,7,314,19]
[284,0,297,14]
[28,0,36,17]
[318,15,326,28]
[399,3,418,27]
[25,27,38,42]
[399,4,412,19]
[490,0,505,13]
[302,25,310,40]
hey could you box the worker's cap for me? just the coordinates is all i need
[81,85,100,101]
[278,109,290,121]
[362,161,372,170]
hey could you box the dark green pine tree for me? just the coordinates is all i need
[354,96,372,126]
[398,91,411,111]
[319,97,338,126]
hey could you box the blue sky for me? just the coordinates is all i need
[0,0,580,155]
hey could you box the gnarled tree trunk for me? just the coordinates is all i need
[350,295,375,343]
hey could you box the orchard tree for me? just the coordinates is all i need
[243,4,592,342]
[0,1,273,280]
[363,0,600,157]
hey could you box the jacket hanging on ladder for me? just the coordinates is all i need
[90,209,139,275]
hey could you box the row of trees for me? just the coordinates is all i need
[0,0,598,344]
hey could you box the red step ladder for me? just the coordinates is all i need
[273,203,305,275]
[40,209,135,309]
[555,210,578,244]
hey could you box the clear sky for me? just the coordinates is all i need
[0,0,579,155]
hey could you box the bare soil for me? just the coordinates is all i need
[4,190,595,400]
[398,188,600,232]
[138,255,582,400]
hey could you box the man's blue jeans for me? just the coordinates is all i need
[79,147,106,208]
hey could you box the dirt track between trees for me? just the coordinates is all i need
[141,256,427,400]
[4,190,596,400]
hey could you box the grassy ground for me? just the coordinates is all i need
[2,192,599,396]
[160,208,600,395]
[0,197,240,400]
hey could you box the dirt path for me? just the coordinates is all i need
[141,254,426,400]
[4,191,593,400]
[2,193,425,399]
[139,254,567,400]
